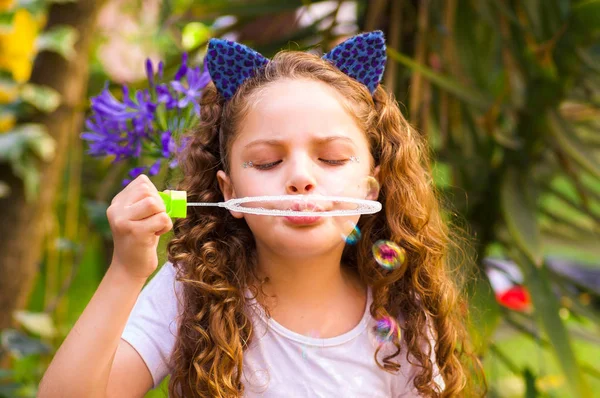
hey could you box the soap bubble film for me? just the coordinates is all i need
[227,195,380,217]
[205,175,382,217]
[301,330,321,359]
[340,221,361,245]
[373,316,401,344]
[362,176,381,201]
[372,240,406,270]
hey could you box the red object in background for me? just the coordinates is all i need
[496,285,531,312]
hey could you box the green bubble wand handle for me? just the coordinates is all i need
[158,190,189,218]
[158,190,227,218]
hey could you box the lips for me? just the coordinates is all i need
[290,201,324,212]
[285,200,325,225]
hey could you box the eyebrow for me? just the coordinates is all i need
[244,135,356,149]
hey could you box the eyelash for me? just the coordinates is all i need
[253,159,348,170]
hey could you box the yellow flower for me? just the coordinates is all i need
[0,0,14,12]
[0,111,16,133]
[0,9,39,82]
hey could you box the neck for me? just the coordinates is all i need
[253,241,364,311]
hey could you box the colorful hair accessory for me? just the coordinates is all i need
[205,39,269,100]
[204,31,387,100]
[322,30,386,94]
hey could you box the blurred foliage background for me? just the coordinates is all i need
[0,0,599,397]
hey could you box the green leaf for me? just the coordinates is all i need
[0,368,14,378]
[0,124,55,201]
[501,168,543,266]
[548,111,600,180]
[20,83,61,113]
[0,329,51,359]
[13,311,57,338]
[36,25,78,60]
[0,384,21,398]
[523,368,539,398]
[386,48,493,111]
[511,250,591,398]
[0,124,56,162]
[0,124,55,161]
[0,77,19,103]
[467,271,502,355]
[84,200,112,239]
[0,10,15,29]
[572,0,600,35]
[20,155,41,202]
[542,230,600,263]
[155,102,168,132]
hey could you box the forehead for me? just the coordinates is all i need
[234,78,366,147]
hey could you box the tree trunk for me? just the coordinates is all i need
[0,1,103,329]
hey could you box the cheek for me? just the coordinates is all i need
[319,163,373,197]
[230,172,282,198]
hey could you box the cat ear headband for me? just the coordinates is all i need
[205,30,387,100]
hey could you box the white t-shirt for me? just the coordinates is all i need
[122,263,444,397]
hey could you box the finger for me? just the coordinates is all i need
[154,217,174,236]
[134,212,173,236]
[127,175,161,204]
[113,175,157,206]
[126,195,166,221]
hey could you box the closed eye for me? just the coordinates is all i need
[252,159,349,170]
[253,160,282,170]
[320,159,349,165]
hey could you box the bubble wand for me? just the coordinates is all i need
[158,191,382,218]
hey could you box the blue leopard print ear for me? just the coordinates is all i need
[205,38,269,100]
[322,31,387,94]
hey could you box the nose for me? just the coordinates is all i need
[286,156,316,194]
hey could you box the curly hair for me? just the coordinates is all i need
[166,50,486,397]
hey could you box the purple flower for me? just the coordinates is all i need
[81,116,120,157]
[170,63,211,115]
[161,131,190,168]
[90,87,135,121]
[161,130,176,157]
[122,86,156,135]
[149,159,162,175]
[146,59,154,87]
[157,61,164,79]
[83,51,212,186]
[82,84,157,161]
[156,84,177,109]
[174,53,189,81]
[146,59,165,88]
[129,166,147,178]
[122,166,147,185]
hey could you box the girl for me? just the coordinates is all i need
[40,31,484,397]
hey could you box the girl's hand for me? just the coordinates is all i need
[107,174,173,280]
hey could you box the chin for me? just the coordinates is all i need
[270,240,344,259]
[247,217,346,257]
